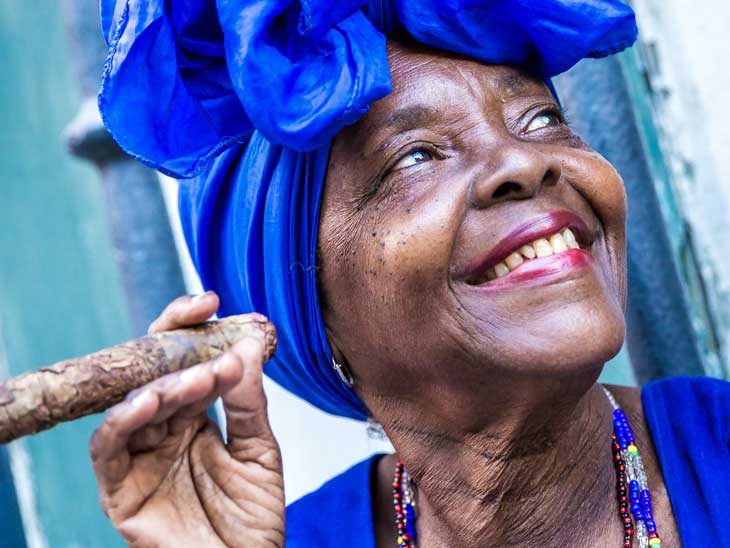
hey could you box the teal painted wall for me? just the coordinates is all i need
[1,1,128,546]
[599,345,637,387]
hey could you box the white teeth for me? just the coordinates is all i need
[505,252,524,270]
[562,228,580,249]
[519,245,537,259]
[494,262,510,278]
[533,238,554,258]
[475,227,585,284]
[549,233,568,253]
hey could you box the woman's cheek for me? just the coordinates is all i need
[563,150,628,302]
[366,181,465,319]
[565,151,627,226]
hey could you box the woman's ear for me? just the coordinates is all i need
[325,328,355,387]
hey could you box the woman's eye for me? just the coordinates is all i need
[392,149,433,171]
[526,111,562,133]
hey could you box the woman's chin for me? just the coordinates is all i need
[459,292,626,381]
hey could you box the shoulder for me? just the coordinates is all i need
[285,454,382,548]
[640,376,730,478]
[641,375,730,437]
[641,376,730,540]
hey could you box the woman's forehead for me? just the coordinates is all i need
[340,41,551,145]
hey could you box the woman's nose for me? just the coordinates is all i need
[469,146,562,209]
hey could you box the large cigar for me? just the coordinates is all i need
[0,314,276,444]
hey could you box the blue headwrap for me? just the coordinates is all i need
[99,0,637,420]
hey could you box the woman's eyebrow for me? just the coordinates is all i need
[495,72,530,94]
[362,103,442,155]
[383,104,441,134]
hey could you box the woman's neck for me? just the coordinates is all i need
[374,382,626,547]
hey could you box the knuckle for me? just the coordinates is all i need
[146,320,158,335]
[256,443,283,471]
[125,387,142,402]
[89,434,102,461]
[139,370,177,396]
[234,337,265,363]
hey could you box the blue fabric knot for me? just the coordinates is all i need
[99,0,637,421]
[99,0,636,178]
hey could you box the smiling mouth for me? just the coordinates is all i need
[469,227,584,285]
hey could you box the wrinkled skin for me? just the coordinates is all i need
[320,44,627,412]
[90,293,284,548]
[319,42,679,547]
[91,41,680,547]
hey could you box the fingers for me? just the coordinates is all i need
[126,354,244,452]
[91,336,274,498]
[90,390,160,485]
[220,337,275,454]
[91,352,241,485]
[126,421,168,454]
[147,291,220,335]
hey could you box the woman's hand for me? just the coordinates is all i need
[90,293,285,548]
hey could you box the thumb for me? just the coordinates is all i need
[220,337,277,458]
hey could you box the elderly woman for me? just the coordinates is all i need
[92,1,729,546]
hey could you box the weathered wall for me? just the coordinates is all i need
[631,0,730,376]
[0,1,129,546]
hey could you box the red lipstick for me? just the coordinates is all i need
[463,210,593,286]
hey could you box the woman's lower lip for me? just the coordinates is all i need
[471,249,593,289]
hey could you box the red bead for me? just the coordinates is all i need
[392,482,399,489]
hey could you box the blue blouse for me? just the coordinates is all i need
[286,377,730,546]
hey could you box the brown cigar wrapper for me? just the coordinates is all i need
[0,314,276,444]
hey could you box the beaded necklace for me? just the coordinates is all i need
[392,387,662,548]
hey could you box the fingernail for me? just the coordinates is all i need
[213,353,234,375]
[131,391,152,408]
[191,292,208,305]
[180,367,199,384]
[233,336,264,356]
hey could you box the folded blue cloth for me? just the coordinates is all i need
[99,0,638,420]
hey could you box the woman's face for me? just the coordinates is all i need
[318,41,627,421]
